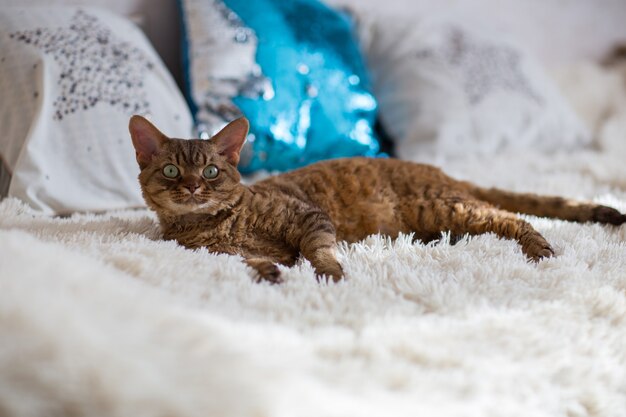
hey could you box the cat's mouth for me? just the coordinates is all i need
[175,195,217,212]
[166,191,217,212]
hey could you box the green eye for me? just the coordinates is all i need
[163,164,179,178]
[203,164,219,179]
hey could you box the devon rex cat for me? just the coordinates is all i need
[129,116,626,283]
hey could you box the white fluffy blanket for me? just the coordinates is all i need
[3,67,626,416]
[2,141,626,416]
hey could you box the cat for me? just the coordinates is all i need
[129,115,626,283]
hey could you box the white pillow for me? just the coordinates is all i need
[0,6,193,214]
[359,17,591,161]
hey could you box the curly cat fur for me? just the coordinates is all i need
[129,116,626,283]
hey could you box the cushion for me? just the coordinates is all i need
[358,16,592,161]
[0,6,193,214]
[178,0,380,173]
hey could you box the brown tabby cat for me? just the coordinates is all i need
[129,115,625,283]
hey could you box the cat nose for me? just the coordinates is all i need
[184,183,200,193]
[182,177,201,194]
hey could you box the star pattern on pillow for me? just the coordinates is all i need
[10,10,154,121]
[416,27,541,105]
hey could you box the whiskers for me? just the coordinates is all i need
[168,187,220,213]
[147,182,237,217]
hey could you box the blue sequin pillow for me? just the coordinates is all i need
[178,0,380,173]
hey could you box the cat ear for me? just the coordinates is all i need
[212,117,249,166]
[128,115,169,169]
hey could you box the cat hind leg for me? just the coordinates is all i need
[413,199,554,261]
[458,203,554,261]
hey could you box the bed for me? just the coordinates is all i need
[2,1,626,416]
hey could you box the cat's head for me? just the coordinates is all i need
[129,115,248,217]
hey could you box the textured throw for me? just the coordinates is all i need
[2,139,626,416]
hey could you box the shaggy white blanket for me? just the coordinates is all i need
[2,67,626,416]
[2,142,626,416]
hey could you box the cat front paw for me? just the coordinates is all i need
[315,263,344,283]
[255,266,283,284]
[522,240,555,262]
[246,258,283,284]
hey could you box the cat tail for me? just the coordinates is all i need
[468,185,626,225]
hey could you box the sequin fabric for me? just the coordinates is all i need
[180,0,380,173]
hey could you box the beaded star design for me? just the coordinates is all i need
[10,10,154,120]
[416,27,541,105]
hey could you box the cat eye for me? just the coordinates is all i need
[163,164,179,178]
[203,165,219,179]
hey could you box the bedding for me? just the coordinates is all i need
[2,2,626,416]
[178,0,380,173]
[356,16,591,162]
[2,125,626,414]
[0,6,192,215]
